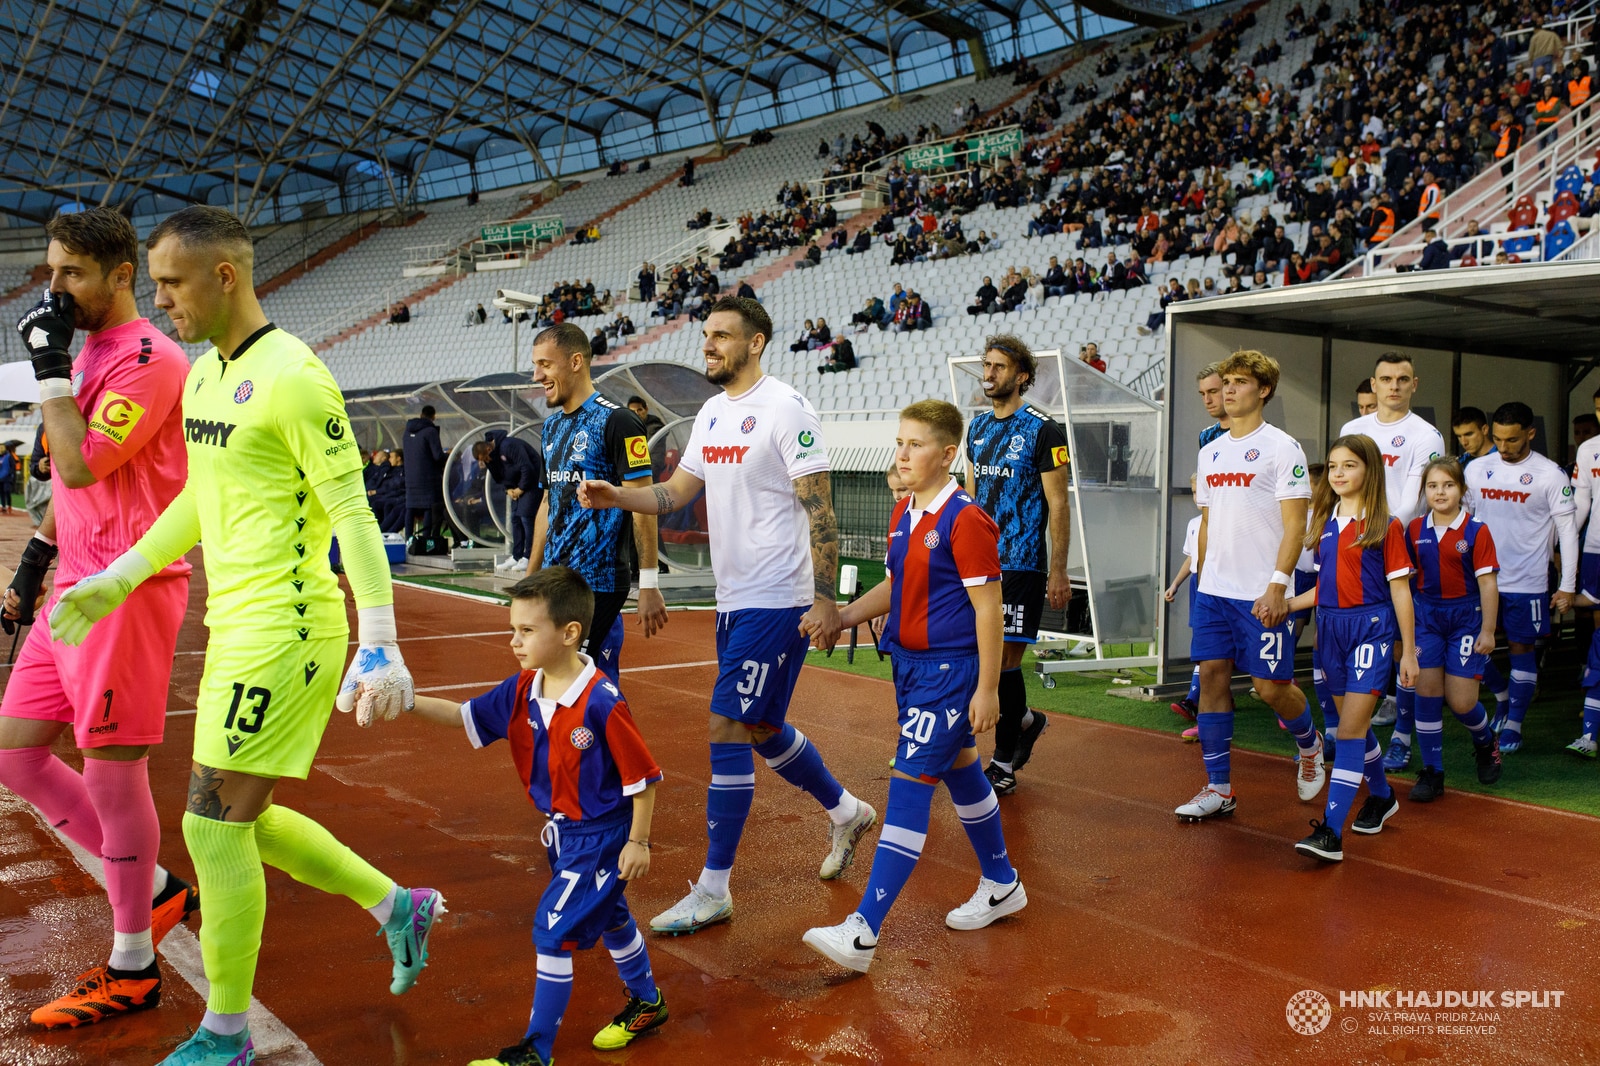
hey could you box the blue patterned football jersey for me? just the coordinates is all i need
[541,393,653,593]
[966,405,1069,573]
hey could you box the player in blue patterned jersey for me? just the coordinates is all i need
[529,324,667,681]
[964,335,1069,796]
[1196,363,1229,448]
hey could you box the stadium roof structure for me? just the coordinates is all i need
[0,0,1178,227]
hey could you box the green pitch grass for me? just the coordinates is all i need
[804,645,1600,818]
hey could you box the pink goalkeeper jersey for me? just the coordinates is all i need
[51,318,191,587]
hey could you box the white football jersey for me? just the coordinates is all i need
[676,375,830,611]
[1571,437,1600,553]
[1182,515,1200,565]
[1339,410,1445,524]
[1465,449,1575,593]
[1195,423,1312,601]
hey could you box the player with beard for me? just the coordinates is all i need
[525,322,667,680]
[963,335,1069,795]
[1,207,198,1030]
[580,295,875,935]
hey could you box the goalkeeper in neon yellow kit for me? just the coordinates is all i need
[53,206,444,1066]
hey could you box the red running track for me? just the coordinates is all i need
[0,542,1597,1065]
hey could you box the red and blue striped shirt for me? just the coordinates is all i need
[885,478,1002,653]
[1407,511,1499,603]
[1314,514,1413,609]
[464,656,662,822]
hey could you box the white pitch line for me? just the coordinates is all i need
[46,825,322,1065]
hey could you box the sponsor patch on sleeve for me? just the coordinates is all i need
[87,391,146,445]
[625,435,650,468]
[1051,445,1069,467]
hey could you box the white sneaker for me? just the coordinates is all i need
[820,800,877,880]
[946,874,1027,930]
[1174,785,1237,822]
[648,881,733,934]
[1371,696,1398,727]
[513,558,529,571]
[1296,746,1326,802]
[493,556,516,571]
[802,912,877,973]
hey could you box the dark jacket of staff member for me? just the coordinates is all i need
[403,405,447,542]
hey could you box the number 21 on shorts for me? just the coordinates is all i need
[1258,630,1284,668]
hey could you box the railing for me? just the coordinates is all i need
[403,243,455,270]
[1326,104,1600,281]
[646,223,741,275]
[1558,225,1600,261]
[1501,4,1596,50]
[306,287,401,341]
[1347,227,1551,275]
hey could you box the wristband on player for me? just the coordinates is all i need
[37,379,73,402]
[356,604,399,645]
[1268,570,1292,588]
[638,569,660,590]
[629,838,651,849]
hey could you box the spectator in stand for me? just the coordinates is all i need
[389,301,410,324]
[572,223,601,245]
[887,282,906,318]
[1079,343,1107,373]
[1567,59,1592,115]
[846,228,873,255]
[638,262,656,301]
[816,337,857,375]
[999,270,1030,312]
[852,296,887,328]
[1042,256,1068,298]
[1418,228,1452,270]
[1284,251,1314,286]
[893,292,931,332]
[968,276,1000,316]
[680,156,695,187]
[808,318,833,351]
[1529,20,1564,81]
[736,279,757,300]
[796,240,822,269]
[790,320,818,351]
[1532,79,1564,146]
[1141,278,1188,334]
[591,328,609,356]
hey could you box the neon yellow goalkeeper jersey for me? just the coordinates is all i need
[180,324,364,642]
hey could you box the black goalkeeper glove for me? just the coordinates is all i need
[16,289,75,384]
[3,536,57,634]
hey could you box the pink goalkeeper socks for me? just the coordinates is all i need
[0,746,104,856]
[81,757,160,935]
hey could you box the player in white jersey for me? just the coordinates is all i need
[1338,352,1445,767]
[1569,387,1600,756]
[580,295,875,935]
[1176,349,1325,823]
[1465,401,1577,753]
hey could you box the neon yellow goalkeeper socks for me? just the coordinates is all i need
[253,803,393,910]
[182,812,264,1015]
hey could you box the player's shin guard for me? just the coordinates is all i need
[856,777,933,935]
[1414,694,1445,771]
[1452,701,1495,747]
[183,813,265,1014]
[603,918,658,1003]
[0,746,104,855]
[1362,729,1393,799]
[1584,691,1600,739]
[81,758,160,954]
[1280,706,1320,753]
[991,668,1027,769]
[1324,738,1366,832]
[1394,682,1416,746]
[525,951,574,1062]
[942,759,1016,885]
[1481,658,1510,711]
[252,804,393,909]
[1505,652,1537,739]
[1186,666,1201,704]
[754,724,844,813]
[704,743,755,873]
[1196,711,1233,788]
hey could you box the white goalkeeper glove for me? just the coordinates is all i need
[48,550,156,646]
[336,606,414,726]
